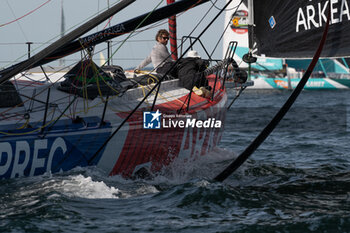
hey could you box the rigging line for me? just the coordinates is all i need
[101,0,164,67]
[103,16,114,29]
[71,55,93,117]
[88,0,235,165]
[227,86,246,110]
[0,108,57,136]
[3,0,207,71]
[130,73,189,108]
[78,41,122,102]
[10,71,65,101]
[0,79,59,118]
[214,7,332,182]
[2,1,129,70]
[184,0,217,42]
[151,0,219,110]
[90,58,107,104]
[140,0,217,88]
[97,0,100,31]
[1,2,205,124]
[210,0,241,11]
[97,1,165,66]
[6,47,94,123]
[5,0,29,41]
[1,0,51,28]
[138,0,214,77]
[52,132,91,173]
[210,0,243,58]
[0,113,24,122]
[42,96,78,138]
[5,59,110,121]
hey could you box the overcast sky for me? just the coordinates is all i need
[0,0,229,69]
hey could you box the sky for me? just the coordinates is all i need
[0,0,229,70]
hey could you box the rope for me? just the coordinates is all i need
[214,7,332,182]
[0,0,210,138]
[16,117,29,130]
[1,0,51,28]
[134,71,189,108]
[2,1,116,69]
[88,0,235,165]
[103,16,114,30]
[0,108,56,136]
[210,0,241,11]
[101,0,164,67]
[210,0,243,58]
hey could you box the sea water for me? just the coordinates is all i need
[1,90,350,232]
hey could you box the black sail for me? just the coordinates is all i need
[253,0,350,58]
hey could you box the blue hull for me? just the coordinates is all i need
[0,117,111,179]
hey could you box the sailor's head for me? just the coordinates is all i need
[156,29,169,45]
[187,50,201,58]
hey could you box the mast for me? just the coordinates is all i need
[247,0,253,51]
[59,0,66,67]
[167,0,178,60]
[242,0,257,65]
[0,0,209,80]
[0,0,136,84]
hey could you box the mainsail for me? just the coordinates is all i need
[253,0,350,58]
[224,0,350,75]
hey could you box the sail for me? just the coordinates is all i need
[253,0,350,58]
[223,0,283,70]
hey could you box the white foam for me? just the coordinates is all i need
[59,175,120,199]
[152,147,238,184]
[134,184,159,196]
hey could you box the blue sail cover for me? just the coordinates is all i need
[253,0,350,58]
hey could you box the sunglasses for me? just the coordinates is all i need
[162,36,169,40]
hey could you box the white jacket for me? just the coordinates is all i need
[136,42,173,70]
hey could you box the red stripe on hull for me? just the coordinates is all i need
[110,76,227,177]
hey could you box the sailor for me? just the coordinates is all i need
[134,29,174,74]
[177,50,211,98]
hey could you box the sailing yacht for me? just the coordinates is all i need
[0,0,251,180]
[223,0,350,90]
